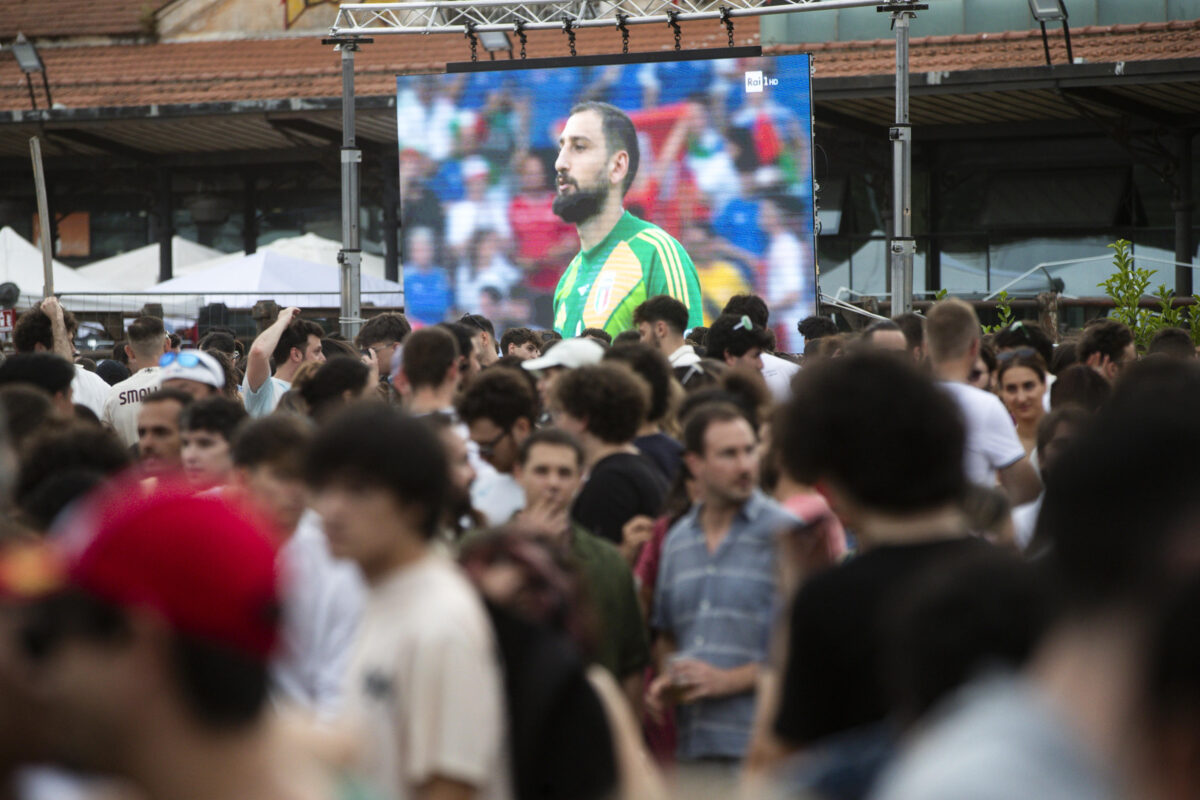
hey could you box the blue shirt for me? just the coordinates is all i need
[405,266,453,324]
[652,491,797,760]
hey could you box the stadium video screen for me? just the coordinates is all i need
[396,49,817,351]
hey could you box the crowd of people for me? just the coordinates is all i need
[0,289,1198,800]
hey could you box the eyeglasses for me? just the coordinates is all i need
[160,351,202,368]
[996,347,1038,364]
[475,427,510,459]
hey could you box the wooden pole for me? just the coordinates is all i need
[29,137,54,298]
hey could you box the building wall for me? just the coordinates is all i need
[158,0,340,39]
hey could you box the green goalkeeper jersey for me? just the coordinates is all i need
[553,211,702,338]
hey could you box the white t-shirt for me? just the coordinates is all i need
[940,381,1028,487]
[765,229,810,353]
[243,375,290,418]
[101,367,162,448]
[273,510,367,718]
[668,344,702,368]
[471,470,525,526]
[344,554,511,800]
[72,364,111,418]
[761,352,801,402]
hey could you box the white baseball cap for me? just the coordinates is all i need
[522,337,605,372]
[160,350,225,390]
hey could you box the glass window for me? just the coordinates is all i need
[850,238,888,296]
[939,237,989,295]
[817,237,850,300]
[988,236,1113,297]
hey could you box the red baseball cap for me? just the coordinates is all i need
[38,478,283,661]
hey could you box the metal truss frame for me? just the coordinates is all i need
[326,1,928,331]
[331,0,894,35]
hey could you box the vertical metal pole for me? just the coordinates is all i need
[1174,130,1194,296]
[242,171,258,255]
[157,169,174,283]
[339,41,363,340]
[890,9,914,315]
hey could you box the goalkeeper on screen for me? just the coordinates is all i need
[551,101,702,339]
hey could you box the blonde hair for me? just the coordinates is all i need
[925,298,981,363]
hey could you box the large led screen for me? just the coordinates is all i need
[396,49,817,352]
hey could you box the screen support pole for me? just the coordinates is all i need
[325,35,372,339]
[887,4,918,316]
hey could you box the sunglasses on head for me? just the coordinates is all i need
[996,347,1038,364]
[160,351,202,369]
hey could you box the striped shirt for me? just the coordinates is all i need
[652,491,798,760]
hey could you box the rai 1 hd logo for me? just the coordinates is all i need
[744,71,778,93]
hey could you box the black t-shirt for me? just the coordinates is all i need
[634,432,683,484]
[773,537,988,746]
[572,452,668,544]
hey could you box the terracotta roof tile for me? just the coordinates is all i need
[0,0,163,40]
[1,18,1198,113]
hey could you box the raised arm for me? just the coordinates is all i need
[246,307,299,392]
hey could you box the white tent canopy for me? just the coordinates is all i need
[0,226,112,307]
[256,232,387,280]
[147,249,403,308]
[77,237,222,292]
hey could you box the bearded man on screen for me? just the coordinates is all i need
[552,101,702,339]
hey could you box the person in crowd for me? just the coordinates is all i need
[891,312,925,363]
[603,342,683,485]
[355,311,412,382]
[460,313,500,368]
[797,315,838,358]
[968,341,997,392]
[404,227,454,326]
[509,428,651,707]
[424,413,481,542]
[14,422,131,532]
[550,363,668,546]
[95,358,131,387]
[552,101,701,339]
[993,320,1055,407]
[0,385,56,452]
[771,352,985,759]
[242,307,325,418]
[634,294,702,375]
[199,329,242,362]
[499,327,541,360]
[397,327,461,417]
[438,322,484,390]
[507,153,579,307]
[996,350,1049,459]
[925,298,1041,506]
[0,353,76,419]
[705,313,774,373]
[521,337,606,415]
[305,405,511,800]
[135,388,192,478]
[180,395,247,489]
[1078,318,1136,381]
[647,402,796,777]
[722,294,800,402]
[1049,363,1110,412]
[446,156,511,261]
[581,327,613,347]
[1147,325,1196,359]
[1011,404,1090,552]
[758,196,811,354]
[456,367,537,525]
[17,483,337,800]
[298,357,377,423]
[159,349,225,401]
[456,232,519,318]
[102,315,170,447]
[12,297,110,416]
[230,415,365,716]
[872,358,1200,800]
[860,319,909,354]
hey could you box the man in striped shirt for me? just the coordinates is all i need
[551,101,702,339]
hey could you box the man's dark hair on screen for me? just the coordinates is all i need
[570,101,640,196]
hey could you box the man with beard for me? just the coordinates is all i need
[552,101,702,339]
[647,402,795,772]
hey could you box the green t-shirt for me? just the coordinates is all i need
[568,523,651,680]
[553,211,703,338]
